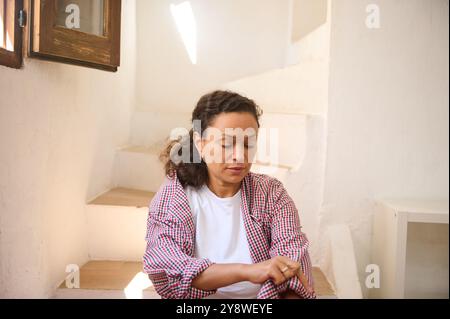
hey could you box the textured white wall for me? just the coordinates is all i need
[0,0,137,298]
[291,0,328,43]
[321,0,449,297]
[223,0,331,114]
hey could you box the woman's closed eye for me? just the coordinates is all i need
[222,143,256,150]
[222,143,234,149]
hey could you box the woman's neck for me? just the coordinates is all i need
[206,176,241,198]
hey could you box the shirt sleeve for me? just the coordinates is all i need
[257,280,281,299]
[142,209,217,299]
[267,180,316,299]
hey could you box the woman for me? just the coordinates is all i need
[143,91,316,299]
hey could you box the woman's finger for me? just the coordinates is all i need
[269,265,288,285]
[275,256,314,294]
[296,268,313,293]
[278,256,300,272]
[278,261,296,280]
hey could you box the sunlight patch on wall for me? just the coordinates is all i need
[6,31,13,51]
[0,2,4,49]
[170,1,197,65]
[0,1,14,51]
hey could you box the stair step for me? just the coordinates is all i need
[56,261,335,299]
[312,267,336,298]
[113,145,165,192]
[56,261,160,299]
[58,261,150,290]
[89,188,155,208]
[86,189,152,261]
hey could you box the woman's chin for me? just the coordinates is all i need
[223,169,248,183]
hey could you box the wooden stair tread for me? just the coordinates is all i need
[59,261,335,297]
[312,267,335,297]
[88,188,155,208]
[59,261,156,292]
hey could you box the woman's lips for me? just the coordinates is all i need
[226,167,245,174]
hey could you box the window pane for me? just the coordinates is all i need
[0,0,23,68]
[0,0,4,49]
[56,0,104,36]
[4,0,14,52]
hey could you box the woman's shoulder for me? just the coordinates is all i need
[149,174,186,213]
[245,172,294,209]
[245,171,285,192]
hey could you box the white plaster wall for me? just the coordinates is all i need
[222,58,329,115]
[321,0,449,297]
[130,110,191,148]
[290,0,328,43]
[222,0,331,114]
[286,0,329,66]
[322,224,363,298]
[0,0,137,298]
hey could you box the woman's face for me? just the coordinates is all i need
[194,112,259,186]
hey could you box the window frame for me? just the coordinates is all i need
[0,0,24,69]
[29,0,121,72]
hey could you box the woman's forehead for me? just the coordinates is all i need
[203,127,258,140]
[208,112,259,130]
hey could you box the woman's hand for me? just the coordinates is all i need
[243,256,313,296]
[243,256,302,286]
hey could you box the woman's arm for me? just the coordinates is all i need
[192,256,305,291]
[191,263,247,290]
[143,210,218,299]
[259,180,316,299]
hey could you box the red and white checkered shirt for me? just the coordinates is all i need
[142,172,316,299]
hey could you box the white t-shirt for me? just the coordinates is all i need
[185,184,261,299]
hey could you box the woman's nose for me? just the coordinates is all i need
[232,145,245,163]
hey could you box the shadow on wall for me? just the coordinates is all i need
[291,0,328,42]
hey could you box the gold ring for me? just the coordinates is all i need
[281,266,289,273]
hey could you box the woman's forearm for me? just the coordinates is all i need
[192,263,249,291]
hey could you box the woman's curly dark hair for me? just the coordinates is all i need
[159,90,263,188]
